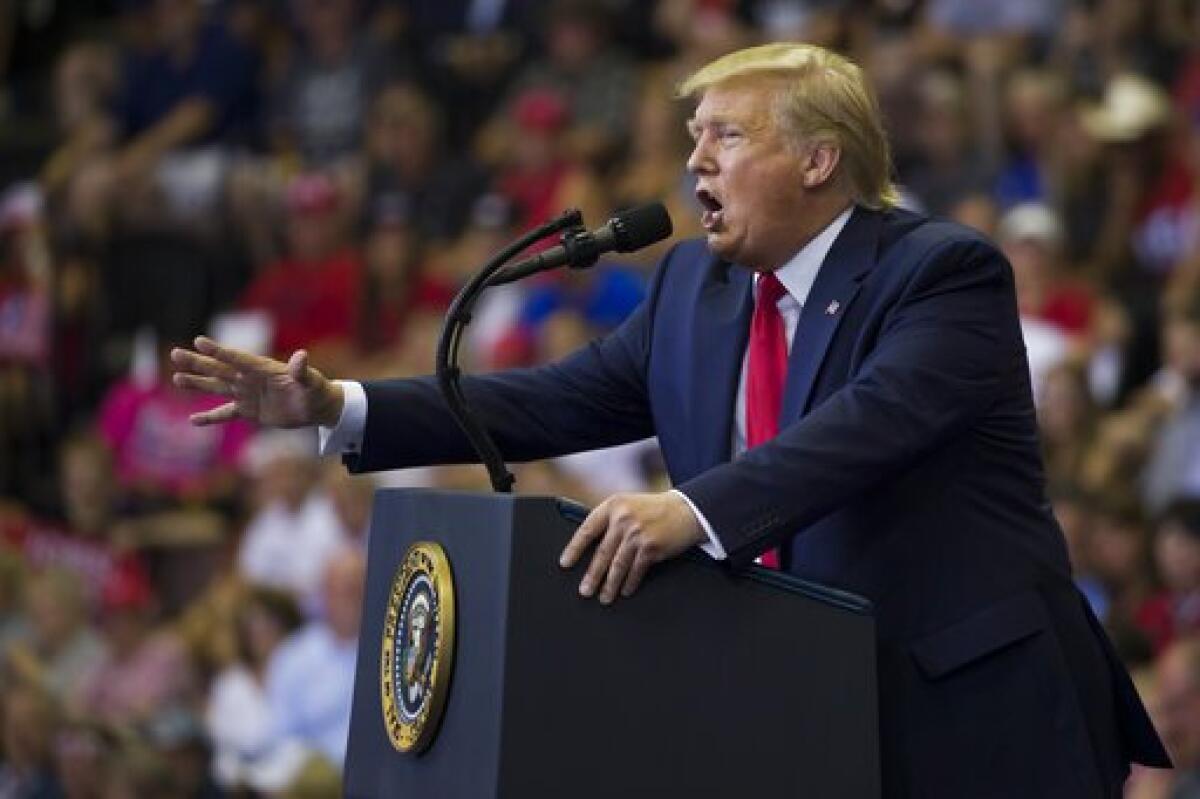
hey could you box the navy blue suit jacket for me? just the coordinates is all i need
[348,206,1169,797]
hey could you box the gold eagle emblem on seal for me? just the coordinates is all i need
[380,541,456,754]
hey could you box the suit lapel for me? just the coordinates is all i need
[780,207,883,423]
[691,258,752,472]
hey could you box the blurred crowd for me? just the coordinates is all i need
[1,0,1200,796]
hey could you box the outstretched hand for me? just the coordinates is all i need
[170,336,344,428]
[559,491,705,604]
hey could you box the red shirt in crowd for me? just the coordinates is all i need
[0,515,149,607]
[239,248,363,357]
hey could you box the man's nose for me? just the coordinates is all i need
[686,136,714,175]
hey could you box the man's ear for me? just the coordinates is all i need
[801,142,841,189]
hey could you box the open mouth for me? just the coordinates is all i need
[696,188,724,231]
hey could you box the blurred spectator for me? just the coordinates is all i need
[67,0,259,237]
[496,0,637,167]
[993,69,1069,210]
[1082,73,1180,282]
[322,465,375,550]
[1039,361,1098,486]
[0,188,53,503]
[97,340,252,510]
[143,706,225,799]
[1138,501,1200,654]
[1000,202,1098,337]
[493,87,607,234]
[342,191,454,373]
[268,0,400,169]
[238,173,363,365]
[80,568,196,725]
[100,739,179,799]
[225,0,407,268]
[0,682,63,799]
[4,568,106,709]
[902,69,993,217]
[205,585,301,789]
[923,0,1063,41]
[0,550,24,652]
[1087,494,1154,633]
[493,262,645,368]
[400,0,531,148]
[1154,636,1200,796]
[237,430,347,605]
[1049,482,1108,619]
[264,550,364,767]
[353,82,489,243]
[1142,294,1200,516]
[1,433,149,607]
[39,43,119,199]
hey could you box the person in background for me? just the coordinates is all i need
[1142,293,1200,516]
[492,87,607,234]
[0,682,64,799]
[66,0,258,239]
[237,173,363,369]
[4,568,106,710]
[97,340,252,511]
[80,567,196,725]
[1154,636,1200,798]
[997,202,1095,404]
[902,69,993,217]
[263,550,364,768]
[236,430,347,607]
[338,191,454,378]
[1038,361,1099,486]
[494,0,636,167]
[205,585,302,789]
[351,82,489,245]
[0,551,24,654]
[1,433,150,608]
[1138,501,1200,654]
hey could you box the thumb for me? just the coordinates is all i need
[286,350,311,385]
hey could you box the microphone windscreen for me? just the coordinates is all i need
[611,202,673,252]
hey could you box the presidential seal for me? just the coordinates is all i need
[380,541,456,754]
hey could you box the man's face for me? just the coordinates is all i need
[686,81,812,271]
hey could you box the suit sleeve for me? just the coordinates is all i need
[678,237,1021,568]
[343,260,669,474]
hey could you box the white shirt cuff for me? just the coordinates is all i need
[670,489,726,560]
[318,380,367,456]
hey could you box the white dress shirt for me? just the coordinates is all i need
[319,206,855,560]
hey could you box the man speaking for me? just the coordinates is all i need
[174,43,1169,796]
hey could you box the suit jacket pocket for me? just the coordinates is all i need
[900,590,1103,798]
[911,589,1046,679]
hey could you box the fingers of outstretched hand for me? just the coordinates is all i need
[173,373,233,396]
[286,350,311,385]
[189,402,240,426]
[170,347,239,382]
[194,336,269,372]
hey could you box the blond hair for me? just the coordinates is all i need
[678,43,900,209]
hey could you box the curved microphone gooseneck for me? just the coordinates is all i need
[435,209,585,493]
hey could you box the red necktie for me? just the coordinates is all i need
[746,272,789,569]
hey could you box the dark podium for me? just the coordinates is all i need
[345,489,880,798]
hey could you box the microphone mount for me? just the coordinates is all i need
[435,208,585,493]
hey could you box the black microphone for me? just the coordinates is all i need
[488,202,673,287]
